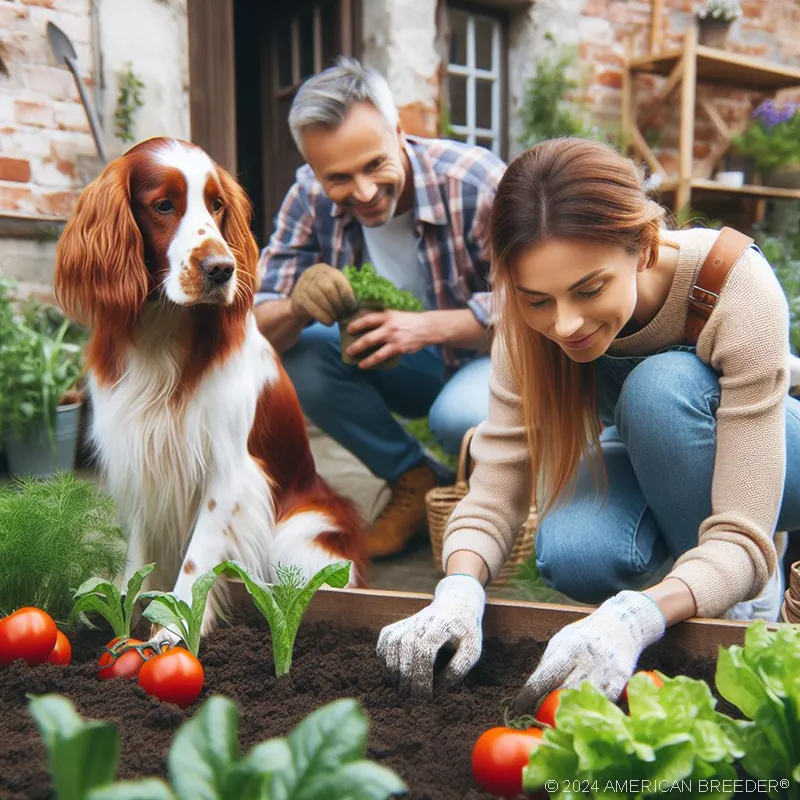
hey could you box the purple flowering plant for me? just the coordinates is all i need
[734,99,800,171]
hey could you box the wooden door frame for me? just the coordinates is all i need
[187,0,238,175]
[188,0,362,227]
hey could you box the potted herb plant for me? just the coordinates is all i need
[339,263,424,370]
[734,99,800,189]
[695,0,741,48]
[0,280,88,478]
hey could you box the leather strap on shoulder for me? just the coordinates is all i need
[685,226,754,345]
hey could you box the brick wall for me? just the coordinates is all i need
[0,0,97,220]
[570,0,800,176]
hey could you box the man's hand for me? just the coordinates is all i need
[346,310,433,368]
[512,591,666,715]
[376,574,486,696]
[289,262,357,326]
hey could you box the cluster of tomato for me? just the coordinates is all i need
[0,607,203,708]
[0,607,71,667]
[471,671,663,799]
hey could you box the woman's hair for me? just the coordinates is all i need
[489,137,668,515]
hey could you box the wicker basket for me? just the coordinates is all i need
[781,559,800,623]
[425,426,537,586]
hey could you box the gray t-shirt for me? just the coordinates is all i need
[361,209,434,309]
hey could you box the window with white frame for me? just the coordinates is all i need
[445,5,504,157]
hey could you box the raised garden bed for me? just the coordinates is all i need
[0,588,769,799]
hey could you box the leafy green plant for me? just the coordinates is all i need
[70,564,155,640]
[734,100,800,173]
[114,62,145,144]
[696,0,741,22]
[342,263,424,312]
[28,694,121,800]
[0,473,126,622]
[523,673,745,798]
[518,33,609,149]
[715,621,800,797]
[756,234,800,354]
[215,560,352,677]
[0,279,85,444]
[28,693,406,800]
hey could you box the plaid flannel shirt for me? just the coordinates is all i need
[256,136,506,368]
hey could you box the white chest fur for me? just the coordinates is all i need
[89,310,279,577]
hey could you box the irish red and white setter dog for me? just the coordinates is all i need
[54,136,366,640]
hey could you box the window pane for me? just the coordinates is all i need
[475,16,495,71]
[476,135,495,152]
[448,74,467,127]
[475,79,493,130]
[448,9,468,66]
[449,129,469,144]
[299,9,315,80]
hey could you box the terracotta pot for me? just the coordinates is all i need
[339,302,402,370]
[697,19,731,48]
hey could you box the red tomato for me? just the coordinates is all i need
[0,607,58,666]
[97,637,148,680]
[534,689,562,728]
[138,647,204,708]
[623,670,664,703]
[472,726,543,799]
[46,630,72,665]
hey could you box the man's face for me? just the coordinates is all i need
[301,102,407,227]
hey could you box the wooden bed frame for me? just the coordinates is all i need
[230,584,781,661]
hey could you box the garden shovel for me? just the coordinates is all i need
[46,20,107,163]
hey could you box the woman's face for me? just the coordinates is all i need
[511,239,644,362]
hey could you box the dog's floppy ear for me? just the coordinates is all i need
[55,159,149,335]
[218,166,260,297]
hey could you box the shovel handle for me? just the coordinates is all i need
[65,55,107,163]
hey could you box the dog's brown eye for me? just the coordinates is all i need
[212,198,224,213]
[154,199,174,214]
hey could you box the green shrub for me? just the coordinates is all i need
[0,473,126,622]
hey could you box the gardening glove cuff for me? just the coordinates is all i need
[513,590,666,714]
[289,263,357,326]
[376,574,486,697]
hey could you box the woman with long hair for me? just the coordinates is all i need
[376,137,800,710]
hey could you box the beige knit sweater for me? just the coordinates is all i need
[441,227,792,619]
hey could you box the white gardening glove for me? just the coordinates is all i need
[512,590,666,715]
[376,574,486,696]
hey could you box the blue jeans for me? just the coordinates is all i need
[535,349,800,604]
[281,322,491,483]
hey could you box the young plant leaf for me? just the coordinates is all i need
[88,780,177,800]
[122,563,156,634]
[214,559,351,677]
[70,564,156,641]
[140,569,219,657]
[28,694,120,800]
[167,695,239,800]
[265,698,405,800]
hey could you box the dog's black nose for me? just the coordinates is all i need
[200,255,234,286]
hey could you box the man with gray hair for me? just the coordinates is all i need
[255,57,505,559]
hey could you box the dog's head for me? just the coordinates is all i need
[55,137,260,334]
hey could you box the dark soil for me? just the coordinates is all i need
[0,611,742,800]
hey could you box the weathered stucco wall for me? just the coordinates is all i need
[0,0,189,298]
[361,0,441,138]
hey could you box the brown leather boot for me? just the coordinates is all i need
[366,463,439,558]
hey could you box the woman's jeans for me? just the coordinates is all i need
[535,349,800,617]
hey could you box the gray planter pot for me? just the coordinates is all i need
[5,402,83,478]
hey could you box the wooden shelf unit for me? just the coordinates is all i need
[622,21,800,213]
